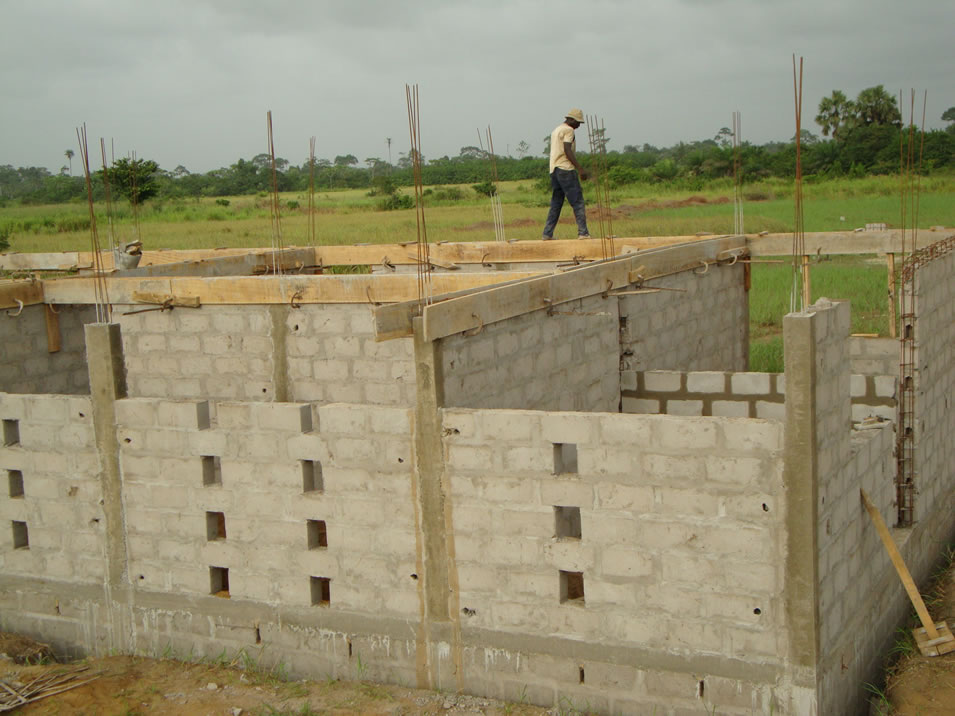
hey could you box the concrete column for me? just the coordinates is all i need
[269,305,290,402]
[84,322,131,651]
[411,317,464,690]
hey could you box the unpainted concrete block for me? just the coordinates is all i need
[686,371,726,393]
[643,371,682,392]
[655,417,718,450]
[754,401,786,421]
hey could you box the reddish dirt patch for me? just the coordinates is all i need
[0,647,552,715]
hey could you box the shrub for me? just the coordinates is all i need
[215,198,231,207]
[377,192,414,211]
[0,223,11,251]
[472,181,496,197]
[287,200,300,209]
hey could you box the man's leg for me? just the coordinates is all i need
[556,169,590,237]
[542,172,565,239]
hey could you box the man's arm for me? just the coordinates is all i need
[563,142,589,180]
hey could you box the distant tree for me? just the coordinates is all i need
[64,149,74,176]
[458,146,487,160]
[106,157,160,205]
[815,90,855,140]
[942,107,955,134]
[854,85,901,128]
[790,129,820,145]
[334,154,358,167]
[172,165,190,177]
[515,140,530,159]
[715,127,733,148]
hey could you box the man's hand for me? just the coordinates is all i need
[579,169,589,181]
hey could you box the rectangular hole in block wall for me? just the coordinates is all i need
[310,576,331,606]
[302,460,323,493]
[559,570,585,604]
[12,521,29,550]
[307,519,328,550]
[553,443,578,475]
[554,506,582,540]
[210,566,229,597]
[206,511,226,541]
[8,470,24,498]
[201,456,222,486]
[2,420,20,447]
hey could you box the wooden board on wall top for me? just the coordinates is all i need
[40,272,542,306]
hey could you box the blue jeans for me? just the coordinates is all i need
[542,168,589,238]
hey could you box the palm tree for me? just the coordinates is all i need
[854,85,901,127]
[64,149,74,176]
[815,90,854,140]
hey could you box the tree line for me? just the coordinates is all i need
[2,87,953,207]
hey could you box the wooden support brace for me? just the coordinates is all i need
[131,291,201,308]
[861,489,955,655]
[44,305,61,353]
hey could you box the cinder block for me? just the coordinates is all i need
[643,371,682,392]
[656,417,718,450]
[731,373,771,395]
[706,455,766,487]
[595,482,652,512]
[620,397,660,415]
[255,403,311,432]
[686,372,726,393]
[479,411,536,442]
[216,403,253,429]
[850,375,868,398]
[712,400,750,417]
[666,400,703,416]
[541,414,595,445]
[754,401,786,421]
[26,398,69,423]
[601,545,653,578]
[540,479,594,508]
[115,399,158,428]
[157,400,211,429]
[874,375,897,398]
[368,407,411,436]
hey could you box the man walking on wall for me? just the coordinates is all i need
[542,108,590,240]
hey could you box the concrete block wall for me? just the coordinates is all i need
[286,304,415,406]
[116,305,276,401]
[116,397,419,617]
[441,408,787,714]
[115,303,415,407]
[440,294,619,412]
[618,262,747,373]
[621,369,896,423]
[848,336,897,376]
[0,304,94,395]
[910,249,955,526]
[0,392,104,583]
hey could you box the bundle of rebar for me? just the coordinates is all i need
[0,665,99,711]
[790,55,807,313]
[478,126,505,242]
[895,89,928,527]
[585,115,614,259]
[406,84,432,308]
[75,124,111,323]
[308,136,317,246]
[732,111,744,236]
[267,110,285,276]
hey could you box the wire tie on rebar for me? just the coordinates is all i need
[290,290,303,309]
[463,313,484,337]
[6,299,24,317]
[695,261,710,275]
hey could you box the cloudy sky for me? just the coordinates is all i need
[1,0,951,174]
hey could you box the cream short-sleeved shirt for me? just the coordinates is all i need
[549,123,576,173]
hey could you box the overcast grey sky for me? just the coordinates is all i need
[1,0,951,173]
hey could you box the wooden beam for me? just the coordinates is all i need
[746,228,952,256]
[418,236,746,342]
[41,272,541,306]
[0,280,44,310]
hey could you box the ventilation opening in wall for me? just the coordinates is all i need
[12,521,29,550]
[210,566,230,597]
[302,460,324,493]
[553,443,578,475]
[2,419,20,447]
[307,519,328,549]
[8,470,24,498]
[310,576,331,606]
[201,456,222,486]
[559,570,584,604]
[554,506,582,540]
[206,511,226,541]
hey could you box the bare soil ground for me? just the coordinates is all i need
[882,552,955,714]
[0,646,553,716]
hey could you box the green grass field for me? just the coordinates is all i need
[2,175,951,372]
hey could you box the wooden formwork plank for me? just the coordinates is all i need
[40,272,541,306]
[419,236,745,342]
[0,280,44,310]
[746,228,952,256]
